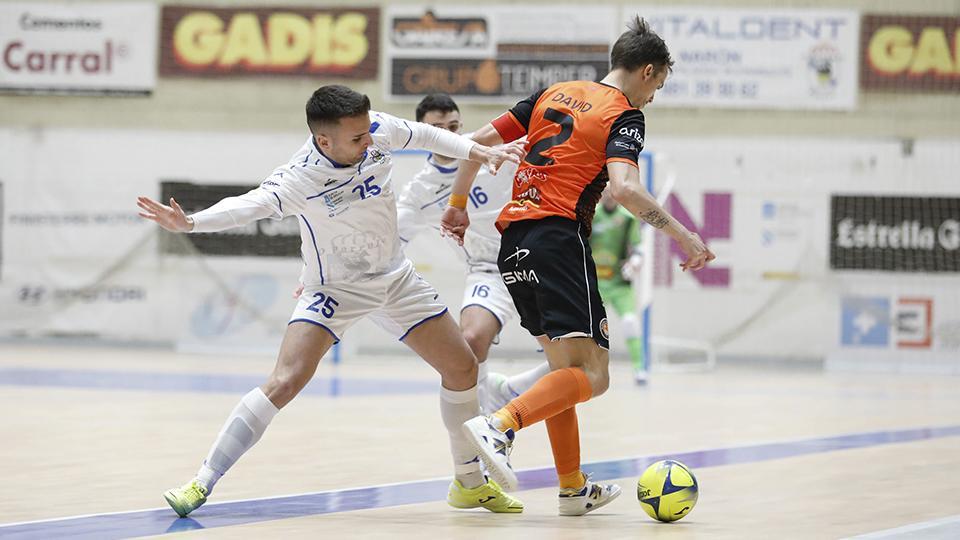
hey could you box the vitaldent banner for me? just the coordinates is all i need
[0,2,158,95]
[860,14,960,92]
[159,6,379,79]
[386,6,616,101]
[626,7,860,110]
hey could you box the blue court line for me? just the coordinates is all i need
[2,367,957,403]
[1,425,958,539]
[0,368,437,397]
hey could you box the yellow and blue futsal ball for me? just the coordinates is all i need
[637,459,699,522]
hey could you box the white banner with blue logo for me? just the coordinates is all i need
[625,7,860,110]
[828,276,960,372]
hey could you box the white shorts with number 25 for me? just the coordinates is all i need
[289,259,448,342]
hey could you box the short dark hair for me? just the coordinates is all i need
[305,85,371,133]
[610,16,674,73]
[415,93,459,122]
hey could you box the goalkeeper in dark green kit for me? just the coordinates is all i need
[592,190,648,384]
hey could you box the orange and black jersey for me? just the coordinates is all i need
[492,80,645,235]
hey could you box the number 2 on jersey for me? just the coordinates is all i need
[525,108,574,167]
[306,291,339,318]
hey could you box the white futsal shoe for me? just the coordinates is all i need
[558,474,621,516]
[461,416,518,491]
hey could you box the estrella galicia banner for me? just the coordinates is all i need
[625,7,860,110]
[860,14,960,92]
[159,6,379,78]
[160,182,300,257]
[386,6,617,100]
[830,195,960,272]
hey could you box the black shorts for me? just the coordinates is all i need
[497,216,609,349]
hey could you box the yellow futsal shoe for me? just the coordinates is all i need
[447,477,523,513]
[163,479,208,517]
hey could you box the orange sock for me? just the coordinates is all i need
[494,367,593,431]
[547,406,586,489]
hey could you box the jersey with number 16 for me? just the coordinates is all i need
[397,154,517,274]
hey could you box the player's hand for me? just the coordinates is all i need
[621,252,644,281]
[483,140,525,174]
[440,205,470,246]
[292,283,304,299]
[137,196,193,232]
[677,232,715,272]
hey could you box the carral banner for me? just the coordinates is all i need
[830,195,960,272]
[0,2,157,95]
[159,6,379,78]
[386,6,616,100]
[860,14,960,92]
[627,7,860,110]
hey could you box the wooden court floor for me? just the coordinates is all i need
[0,344,958,539]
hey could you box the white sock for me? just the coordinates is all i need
[439,385,485,489]
[505,361,552,397]
[477,361,489,385]
[195,387,279,494]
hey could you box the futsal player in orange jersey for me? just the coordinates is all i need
[441,16,715,515]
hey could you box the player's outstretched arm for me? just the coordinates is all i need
[137,196,194,232]
[607,161,715,272]
[137,190,279,234]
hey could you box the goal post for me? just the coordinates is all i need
[637,152,716,373]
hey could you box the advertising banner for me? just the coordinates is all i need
[828,277,960,371]
[860,14,960,92]
[160,182,300,257]
[159,6,379,78]
[626,7,860,110]
[830,195,960,272]
[0,2,157,95]
[386,6,616,100]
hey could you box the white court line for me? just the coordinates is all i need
[847,514,960,539]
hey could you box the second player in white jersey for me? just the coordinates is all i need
[397,94,553,414]
[397,152,516,274]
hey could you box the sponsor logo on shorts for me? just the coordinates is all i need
[501,269,539,284]
[599,318,609,340]
[503,246,530,265]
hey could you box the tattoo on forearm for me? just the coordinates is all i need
[641,210,670,229]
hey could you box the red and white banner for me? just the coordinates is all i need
[0,2,158,95]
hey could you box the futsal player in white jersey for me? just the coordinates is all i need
[137,85,525,517]
[397,94,552,414]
